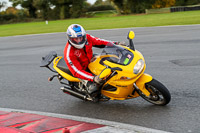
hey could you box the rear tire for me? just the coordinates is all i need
[138,79,171,106]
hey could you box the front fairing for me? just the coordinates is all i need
[88,43,146,79]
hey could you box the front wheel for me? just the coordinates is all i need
[138,79,171,106]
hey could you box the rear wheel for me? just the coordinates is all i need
[138,79,171,106]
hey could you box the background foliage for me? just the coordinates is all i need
[0,0,200,24]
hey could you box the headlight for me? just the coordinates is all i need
[133,59,144,74]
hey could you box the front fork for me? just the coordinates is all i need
[135,73,153,96]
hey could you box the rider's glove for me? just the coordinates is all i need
[116,41,126,46]
[93,75,103,84]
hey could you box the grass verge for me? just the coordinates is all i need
[0,10,200,37]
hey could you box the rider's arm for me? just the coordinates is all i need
[86,34,116,48]
[87,34,126,47]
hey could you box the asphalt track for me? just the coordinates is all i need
[0,24,200,133]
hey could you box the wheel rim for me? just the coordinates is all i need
[141,84,166,105]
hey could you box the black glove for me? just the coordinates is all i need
[93,75,103,84]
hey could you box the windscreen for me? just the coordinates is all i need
[100,43,134,65]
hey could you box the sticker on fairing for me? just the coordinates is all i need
[127,54,132,59]
[124,58,130,65]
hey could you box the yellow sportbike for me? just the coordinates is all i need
[40,31,171,106]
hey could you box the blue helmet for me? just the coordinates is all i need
[66,24,86,49]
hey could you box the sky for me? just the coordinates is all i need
[0,0,13,11]
[88,0,96,5]
[1,0,11,6]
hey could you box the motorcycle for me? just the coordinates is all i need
[40,31,171,106]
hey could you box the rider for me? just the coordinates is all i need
[64,24,124,94]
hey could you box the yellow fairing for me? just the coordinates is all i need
[101,66,146,100]
[88,48,149,100]
[88,55,118,75]
[99,68,112,79]
[101,78,138,100]
[135,73,153,96]
[53,56,80,82]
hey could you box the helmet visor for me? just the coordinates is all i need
[70,36,86,45]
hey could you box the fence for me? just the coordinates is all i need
[171,5,200,12]
[146,5,200,14]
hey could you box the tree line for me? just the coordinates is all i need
[0,0,200,24]
[111,0,200,14]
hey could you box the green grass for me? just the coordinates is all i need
[0,10,200,37]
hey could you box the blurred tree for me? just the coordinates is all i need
[133,0,158,13]
[152,0,176,8]
[111,0,156,14]
[93,0,113,7]
[9,0,37,18]
[16,9,29,20]
[5,7,18,14]
[0,6,29,24]
[94,0,103,5]
[175,0,200,6]
[110,0,123,14]
[82,0,92,12]
[33,0,51,20]
[50,0,86,19]
[70,0,85,18]
[104,0,112,5]
[50,0,72,19]
[87,0,114,12]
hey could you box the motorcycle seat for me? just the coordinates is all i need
[57,58,74,76]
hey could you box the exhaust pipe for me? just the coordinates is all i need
[60,87,92,101]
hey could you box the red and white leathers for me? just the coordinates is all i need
[64,34,112,82]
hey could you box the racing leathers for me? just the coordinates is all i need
[64,34,112,82]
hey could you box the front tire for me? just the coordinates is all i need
[138,79,171,106]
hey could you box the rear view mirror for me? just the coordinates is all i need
[127,31,136,51]
[128,31,135,40]
[99,68,112,79]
